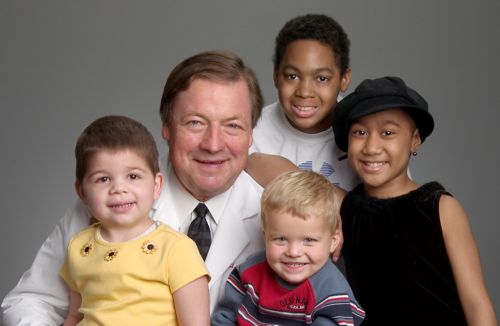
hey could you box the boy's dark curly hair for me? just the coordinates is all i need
[273,14,350,75]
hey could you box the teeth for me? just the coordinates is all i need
[294,105,315,111]
[112,203,132,208]
[198,159,224,164]
[365,162,385,167]
[286,263,305,268]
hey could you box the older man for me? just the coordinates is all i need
[2,51,266,325]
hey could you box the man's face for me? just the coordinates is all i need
[162,78,253,202]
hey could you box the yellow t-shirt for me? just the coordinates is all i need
[60,223,209,325]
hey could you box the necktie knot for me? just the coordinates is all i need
[188,203,211,260]
[194,203,209,219]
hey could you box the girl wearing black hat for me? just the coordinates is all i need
[332,77,496,325]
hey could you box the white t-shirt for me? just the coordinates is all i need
[250,101,359,190]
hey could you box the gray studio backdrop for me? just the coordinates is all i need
[1,0,499,316]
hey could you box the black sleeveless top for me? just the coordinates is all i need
[341,182,466,325]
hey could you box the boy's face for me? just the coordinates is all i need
[274,39,351,134]
[76,149,163,239]
[264,207,340,284]
[348,108,421,198]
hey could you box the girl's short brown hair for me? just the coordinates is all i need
[75,115,159,183]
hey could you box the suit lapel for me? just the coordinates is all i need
[204,172,262,288]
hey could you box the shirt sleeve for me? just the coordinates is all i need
[211,267,245,325]
[1,200,91,326]
[166,235,209,294]
[311,316,341,325]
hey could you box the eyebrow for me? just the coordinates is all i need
[280,64,335,75]
[352,118,402,127]
[86,166,148,177]
[380,119,402,127]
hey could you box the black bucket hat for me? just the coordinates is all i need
[332,76,434,152]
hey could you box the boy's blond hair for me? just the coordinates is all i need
[261,170,340,231]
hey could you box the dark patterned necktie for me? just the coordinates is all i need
[187,203,211,260]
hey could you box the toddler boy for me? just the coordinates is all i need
[212,170,364,325]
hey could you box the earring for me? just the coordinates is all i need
[411,151,418,156]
